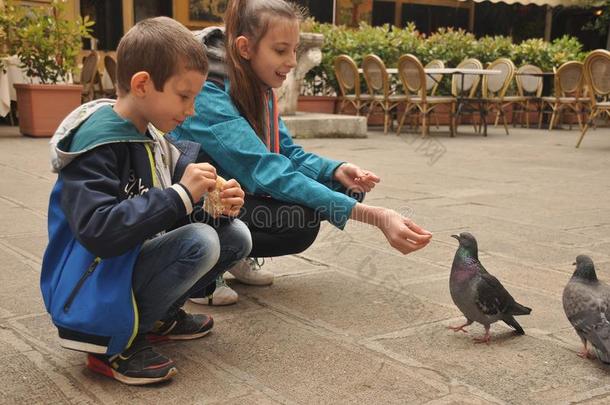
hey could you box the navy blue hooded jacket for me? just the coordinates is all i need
[41,100,200,355]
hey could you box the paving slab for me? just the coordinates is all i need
[2,124,610,403]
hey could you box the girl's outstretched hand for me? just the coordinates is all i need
[333,163,380,193]
[219,179,245,217]
[378,209,432,255]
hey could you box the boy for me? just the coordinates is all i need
[41,17,251,385]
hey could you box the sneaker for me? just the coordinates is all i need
[228,258,274,286]
[190,275,238,306]
[147,309,213,343]
[86,338,177,385]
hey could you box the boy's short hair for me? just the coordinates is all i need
[116,16,208,95]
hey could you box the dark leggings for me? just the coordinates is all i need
[237,194,321,257]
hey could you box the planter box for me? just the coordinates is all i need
[15,83,83,137]
[297,96,337,114]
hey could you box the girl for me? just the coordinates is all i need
[171,0,432,306]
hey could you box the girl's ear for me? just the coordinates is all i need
[235,35,252,60]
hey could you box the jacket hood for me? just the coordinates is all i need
[194,26,227,80]
[50,99,152,172]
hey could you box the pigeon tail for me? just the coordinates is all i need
[510,302,532,316]
[503,315,525,335]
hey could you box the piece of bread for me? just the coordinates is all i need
[202,175,228,218]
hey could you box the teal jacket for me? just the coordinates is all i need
[171,80,357,229]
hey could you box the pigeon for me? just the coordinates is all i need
[562,255,610,363]
[448,232,532,343]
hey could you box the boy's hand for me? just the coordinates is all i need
[219,179,245,217]
[180,163,217,202]
[377,209,432,254]
[333,163,380,193]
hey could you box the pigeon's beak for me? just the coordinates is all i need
[572,261,577,265]
[451,234,460,241]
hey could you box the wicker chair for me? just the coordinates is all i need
[396,54,455,137]
[424,59,444,96]
[480,58,515,135]
[540,61,589,130]
[334,55,371,116]
[451,58,483,133]
[576,49,610,148]
[103,54,118,98]
[80,51,100,102]
[500,64,544,128]
[361,54,406,134]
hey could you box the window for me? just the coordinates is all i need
[401,4,468,35]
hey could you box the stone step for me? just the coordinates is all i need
[282,112,367,139]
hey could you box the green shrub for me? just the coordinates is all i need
[304,21,585,95]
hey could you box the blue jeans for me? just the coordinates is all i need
[132,220,251,334]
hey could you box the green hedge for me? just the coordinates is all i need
[305,22,586,95]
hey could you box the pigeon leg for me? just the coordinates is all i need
[473,325,491,344]
[577,341,594,359]
[447,319,473,333]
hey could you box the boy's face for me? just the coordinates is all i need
[248,18,299,89]
[143,69,206,133]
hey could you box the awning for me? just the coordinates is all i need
[461,0,591,7]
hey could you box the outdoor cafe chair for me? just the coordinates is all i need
[481,58,515,135]
[103,54,118,98]
[499,64,544,128]
[425,59,444,96]
[80,51,100,103]
[333,55,371,116]
[361,54,406,134]
[396,54,455,137]
[576,49,610,148]
[540,61,589,130]
[451,58,483,133]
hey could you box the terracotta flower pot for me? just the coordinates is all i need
[15,83,83,137]
[297,95,337,114]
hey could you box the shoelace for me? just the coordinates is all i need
[248,257,265,272]
[216,275,230,288]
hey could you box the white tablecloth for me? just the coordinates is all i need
[0,56,29,117]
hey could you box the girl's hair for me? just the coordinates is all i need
[224,0,302,140]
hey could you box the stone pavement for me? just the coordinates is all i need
[0,123,609,404]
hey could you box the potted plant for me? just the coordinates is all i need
[12,0,93,137]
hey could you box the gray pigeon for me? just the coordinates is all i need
[562,255,610,363]
[448,232,532,343]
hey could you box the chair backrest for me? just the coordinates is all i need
[555,61,585,97]
[452,58,483,97]
[482,58,515,98]
[80,51,99,100]
[515,64,543,97]
[424,59,444,94]
[362,54,390,97]
[583,49,610,105]
[334,55,361,98]
[104,54,118,91]
[397,54,426,101]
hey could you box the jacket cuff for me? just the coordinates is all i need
[170,183,194,215]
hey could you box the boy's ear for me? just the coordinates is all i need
[235,36,251,60]
[130,71,152,97]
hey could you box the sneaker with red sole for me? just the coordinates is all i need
[86,337,177,385]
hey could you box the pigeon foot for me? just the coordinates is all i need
[473,327,491,344]
[577,348,594,359]
[447,325,469,333]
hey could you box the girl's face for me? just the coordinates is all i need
[248,18,299,89]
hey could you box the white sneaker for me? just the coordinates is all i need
[189,276,238,306]
[228,258,274,286]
